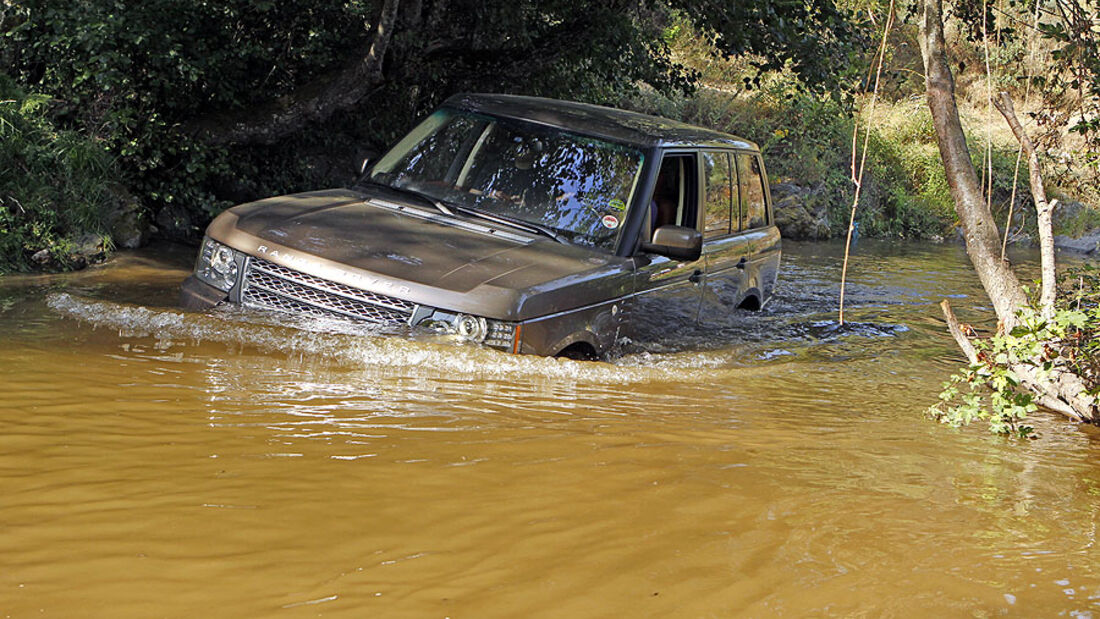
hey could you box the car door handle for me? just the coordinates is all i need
[735,257,747,269]
[689,269,703,284]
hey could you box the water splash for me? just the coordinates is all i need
[47,290,914,382]
[39,237,945,382]
[46,293,694,383]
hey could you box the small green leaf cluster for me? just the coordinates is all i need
[930,346,1039,438]
[1058,263,1100,382]
[930,271,1100,436]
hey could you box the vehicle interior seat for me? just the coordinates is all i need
[647,158,682,242]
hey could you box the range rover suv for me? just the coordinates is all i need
[180,94,782,358]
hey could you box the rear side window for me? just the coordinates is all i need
[736,153,768,230]
[702,151,733,238]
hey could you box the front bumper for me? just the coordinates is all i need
[179,275,229,310]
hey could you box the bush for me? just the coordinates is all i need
[929,265,1100,436]
[859,104,956,238]
[0,74,115,272]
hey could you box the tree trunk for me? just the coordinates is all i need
[919,0,1027,328]
[189,0,403,146]
[921,0,1099,423]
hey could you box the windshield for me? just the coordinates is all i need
[367,109,644,250]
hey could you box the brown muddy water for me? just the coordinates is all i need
[1,240,1099,618]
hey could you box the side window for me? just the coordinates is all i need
[736,153,768,230]
[645,153,697,240]
[702,151,733,238]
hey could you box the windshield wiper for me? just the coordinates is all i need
[363,180,567,244]
[362,180,456,217]
[457,207,569,244]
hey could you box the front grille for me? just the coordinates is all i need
[241,257,416,325]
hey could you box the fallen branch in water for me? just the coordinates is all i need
[939,300,977,364]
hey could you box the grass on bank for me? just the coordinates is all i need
[0,74,114,273]
[631,12,1100,243]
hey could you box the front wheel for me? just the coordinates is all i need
[555,342,598,361]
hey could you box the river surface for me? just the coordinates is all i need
[2,240,1099,617]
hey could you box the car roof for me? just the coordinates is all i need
[443,93,759,151]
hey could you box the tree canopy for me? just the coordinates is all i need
[1,0,862,236]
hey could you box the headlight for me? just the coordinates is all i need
[423,311,518,350]
[195,237,241,292]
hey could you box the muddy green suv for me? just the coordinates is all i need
[181,94,781,357]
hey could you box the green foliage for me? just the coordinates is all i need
[630,81,971,239]
[931,368,1038,437]
[1035,0,1100,154]
[1058,208,1100,238]
[1057,263,1100,382]
[862,102,1041,240]
[929,322,1041,438]
[1051,195,1100,238]
[930,269,1100,436]
[0,0,865,254]
[919,0,1100,218]
[2,0,380,235]
[0,74,114,272]
[738,86,859,233]
[673,0,865,96]
[860,111,956,238]
[630,4,1038,243]
[952,0,1100,197]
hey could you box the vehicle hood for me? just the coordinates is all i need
[211,189,632,320]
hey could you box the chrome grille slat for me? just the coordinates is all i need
[242,257,415,325]
[250,259,416,312]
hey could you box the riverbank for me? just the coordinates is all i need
[629,87,1100,253]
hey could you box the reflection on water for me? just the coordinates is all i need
[2,240,1099,617]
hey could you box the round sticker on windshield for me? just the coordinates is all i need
[601,214,620,229]
[609,198,627,211]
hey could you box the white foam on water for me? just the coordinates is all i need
[47,293,729,384]
[48,292,907,385]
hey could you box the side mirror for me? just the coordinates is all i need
[358,150,380,176]
[640,225,702,262]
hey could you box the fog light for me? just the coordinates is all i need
[455,314,487,343]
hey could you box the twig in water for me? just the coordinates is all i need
[840,0,895,325]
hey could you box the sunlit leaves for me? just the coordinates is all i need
[930,268,1100,437]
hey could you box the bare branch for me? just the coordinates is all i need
[992,91,1057,320]
[839,0,896,326]
[190,0,403,146]
[940,300,979,364]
